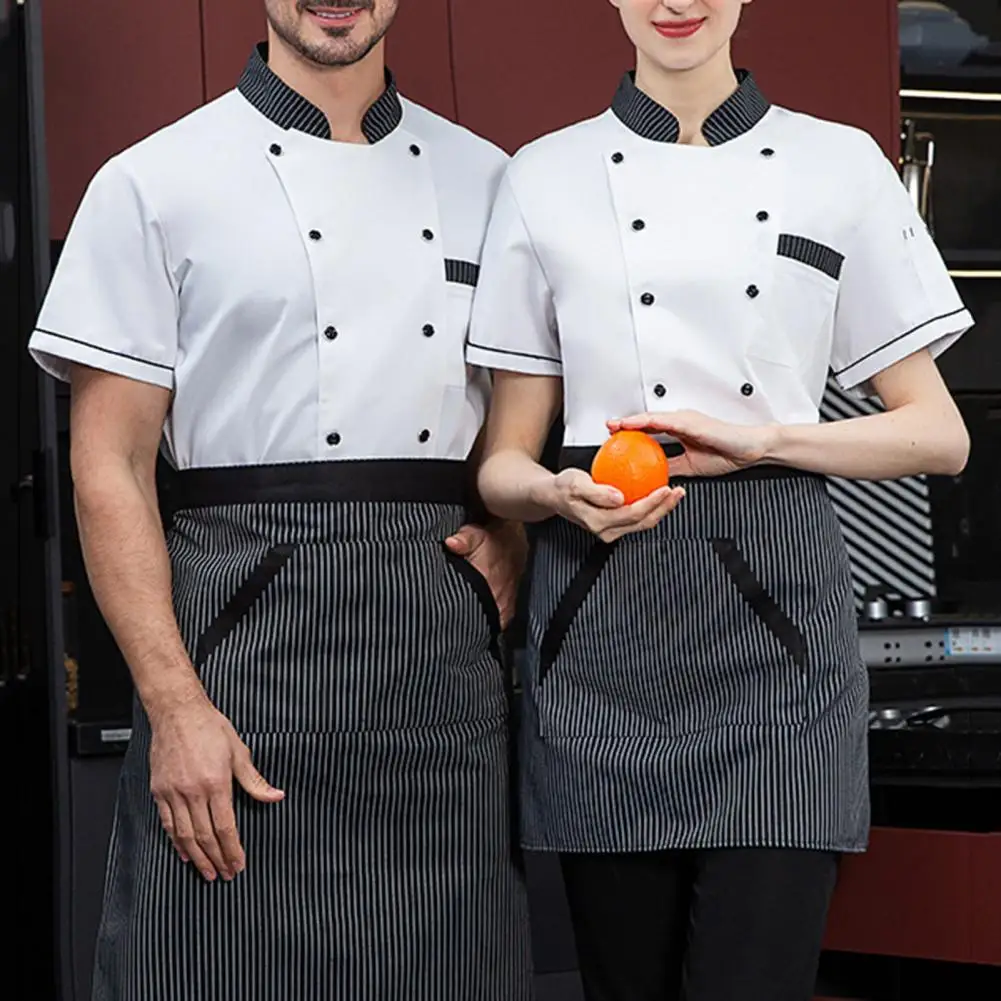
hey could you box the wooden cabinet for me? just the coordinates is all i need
[41,0,204,239]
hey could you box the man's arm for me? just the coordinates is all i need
[70,365,283,882]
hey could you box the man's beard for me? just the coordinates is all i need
[269,1,389,68]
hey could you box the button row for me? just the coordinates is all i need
[269,142,425,159]
[326,429,433,448]
[648,381,754,402]
[307,228,435,243]
[320,323,435,342]
[609,147,776,165]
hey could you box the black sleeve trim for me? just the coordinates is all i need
[832,306,969,379]
[777,234,845,281]
[444,259,480,288]
[466,340,562,365]
[34,327,174,372]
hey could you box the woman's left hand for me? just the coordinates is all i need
[608,411,774,478]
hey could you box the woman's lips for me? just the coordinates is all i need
[653,18,707,40]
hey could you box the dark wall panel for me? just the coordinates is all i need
[41,0,204,238]
[451,0,631,153]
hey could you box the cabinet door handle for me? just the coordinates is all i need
[0,201,15,265]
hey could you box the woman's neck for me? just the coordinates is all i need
[266,27,388,144]
[634,46,739,146]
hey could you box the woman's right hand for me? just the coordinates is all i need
[546,469,685,543]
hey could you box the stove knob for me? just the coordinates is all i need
[906,598,932,621]
[863,597,889,621]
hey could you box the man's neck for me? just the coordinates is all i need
[266,27,388,144]
[634,46,738,146]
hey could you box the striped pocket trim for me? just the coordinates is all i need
[777,234,845,281]
[445,259,480,288]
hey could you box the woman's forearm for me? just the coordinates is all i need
[478,448,559,523]
[762,401,970,480]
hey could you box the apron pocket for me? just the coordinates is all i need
[195,544,296,668]
[710,538,807,670]
[443,546,501,639]
[538,540,616,685]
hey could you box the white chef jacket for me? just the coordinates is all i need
[30,45,507,469]
[467,72,972,447]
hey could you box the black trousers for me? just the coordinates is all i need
[560,848,839,1001]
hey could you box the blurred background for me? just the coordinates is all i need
[3,2,1001,999]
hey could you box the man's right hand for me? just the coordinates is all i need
[149,697,284,882]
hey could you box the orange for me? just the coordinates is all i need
[590,431,670,505]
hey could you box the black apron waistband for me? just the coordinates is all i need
[161,459,471,510]
[559,446,816,483]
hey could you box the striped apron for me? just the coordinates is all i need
[92,461,533,1001]
[520,451,870,855]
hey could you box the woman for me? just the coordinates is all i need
[467,1,971,999]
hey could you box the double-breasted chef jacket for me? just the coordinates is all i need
[32,47,496,468]
[467,72,972,856]
[30,45,533,1001]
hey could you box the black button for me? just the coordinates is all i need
[409,144,421,156]
[640,292,655,306]
[309,230,322,241]
[326,432,341,446]
[654,383,667,398]
[756,210,769,222]
[269,143,283,156]
[418,429,431,443]
[746,284,760,299]
[422,229,435,241]
[422,324,435,338]
[611,152,624,164]
[761,147,775,158]
[632,219,646,231]
[323,326,338,341]
[741,383,754,397]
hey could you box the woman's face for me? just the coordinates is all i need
[609,0,752,73]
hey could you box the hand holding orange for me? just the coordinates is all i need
[591,430,670,505]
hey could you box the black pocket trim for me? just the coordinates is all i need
[777,234,844,281]
[194,545,296,668]
[711,539,807,670]
[445,259,480,288]
[444,548,501,642]
[538,540,616,684]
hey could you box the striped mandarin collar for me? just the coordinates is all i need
[611,69,770,146]
[238,42,403,143]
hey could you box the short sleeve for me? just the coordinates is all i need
[29,158,179,389]
[466,170,561,377]
[830,138,972,397]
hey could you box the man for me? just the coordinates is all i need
[29,3,532,998]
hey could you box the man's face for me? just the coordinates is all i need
[265,0,400,67]
[609,0,752,73]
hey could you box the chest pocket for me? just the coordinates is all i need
[751,234,844,401]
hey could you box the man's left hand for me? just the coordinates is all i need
[445,521,528,630]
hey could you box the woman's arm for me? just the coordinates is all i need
[763,350,969,478]
[611,350,969,481]
[478,371,685,540]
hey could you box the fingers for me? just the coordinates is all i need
[597,487,687,543]
[232,747,285,804]
[561,470,624,510]
[209,793,246,877]
[607,412,661,433]
[444,524,487,557]
[188,797,232,881]
[169,797,219,882]
[155,795,188,863]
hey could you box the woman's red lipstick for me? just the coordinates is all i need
[653,18,706,39]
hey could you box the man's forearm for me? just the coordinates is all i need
[74,461,205,720]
